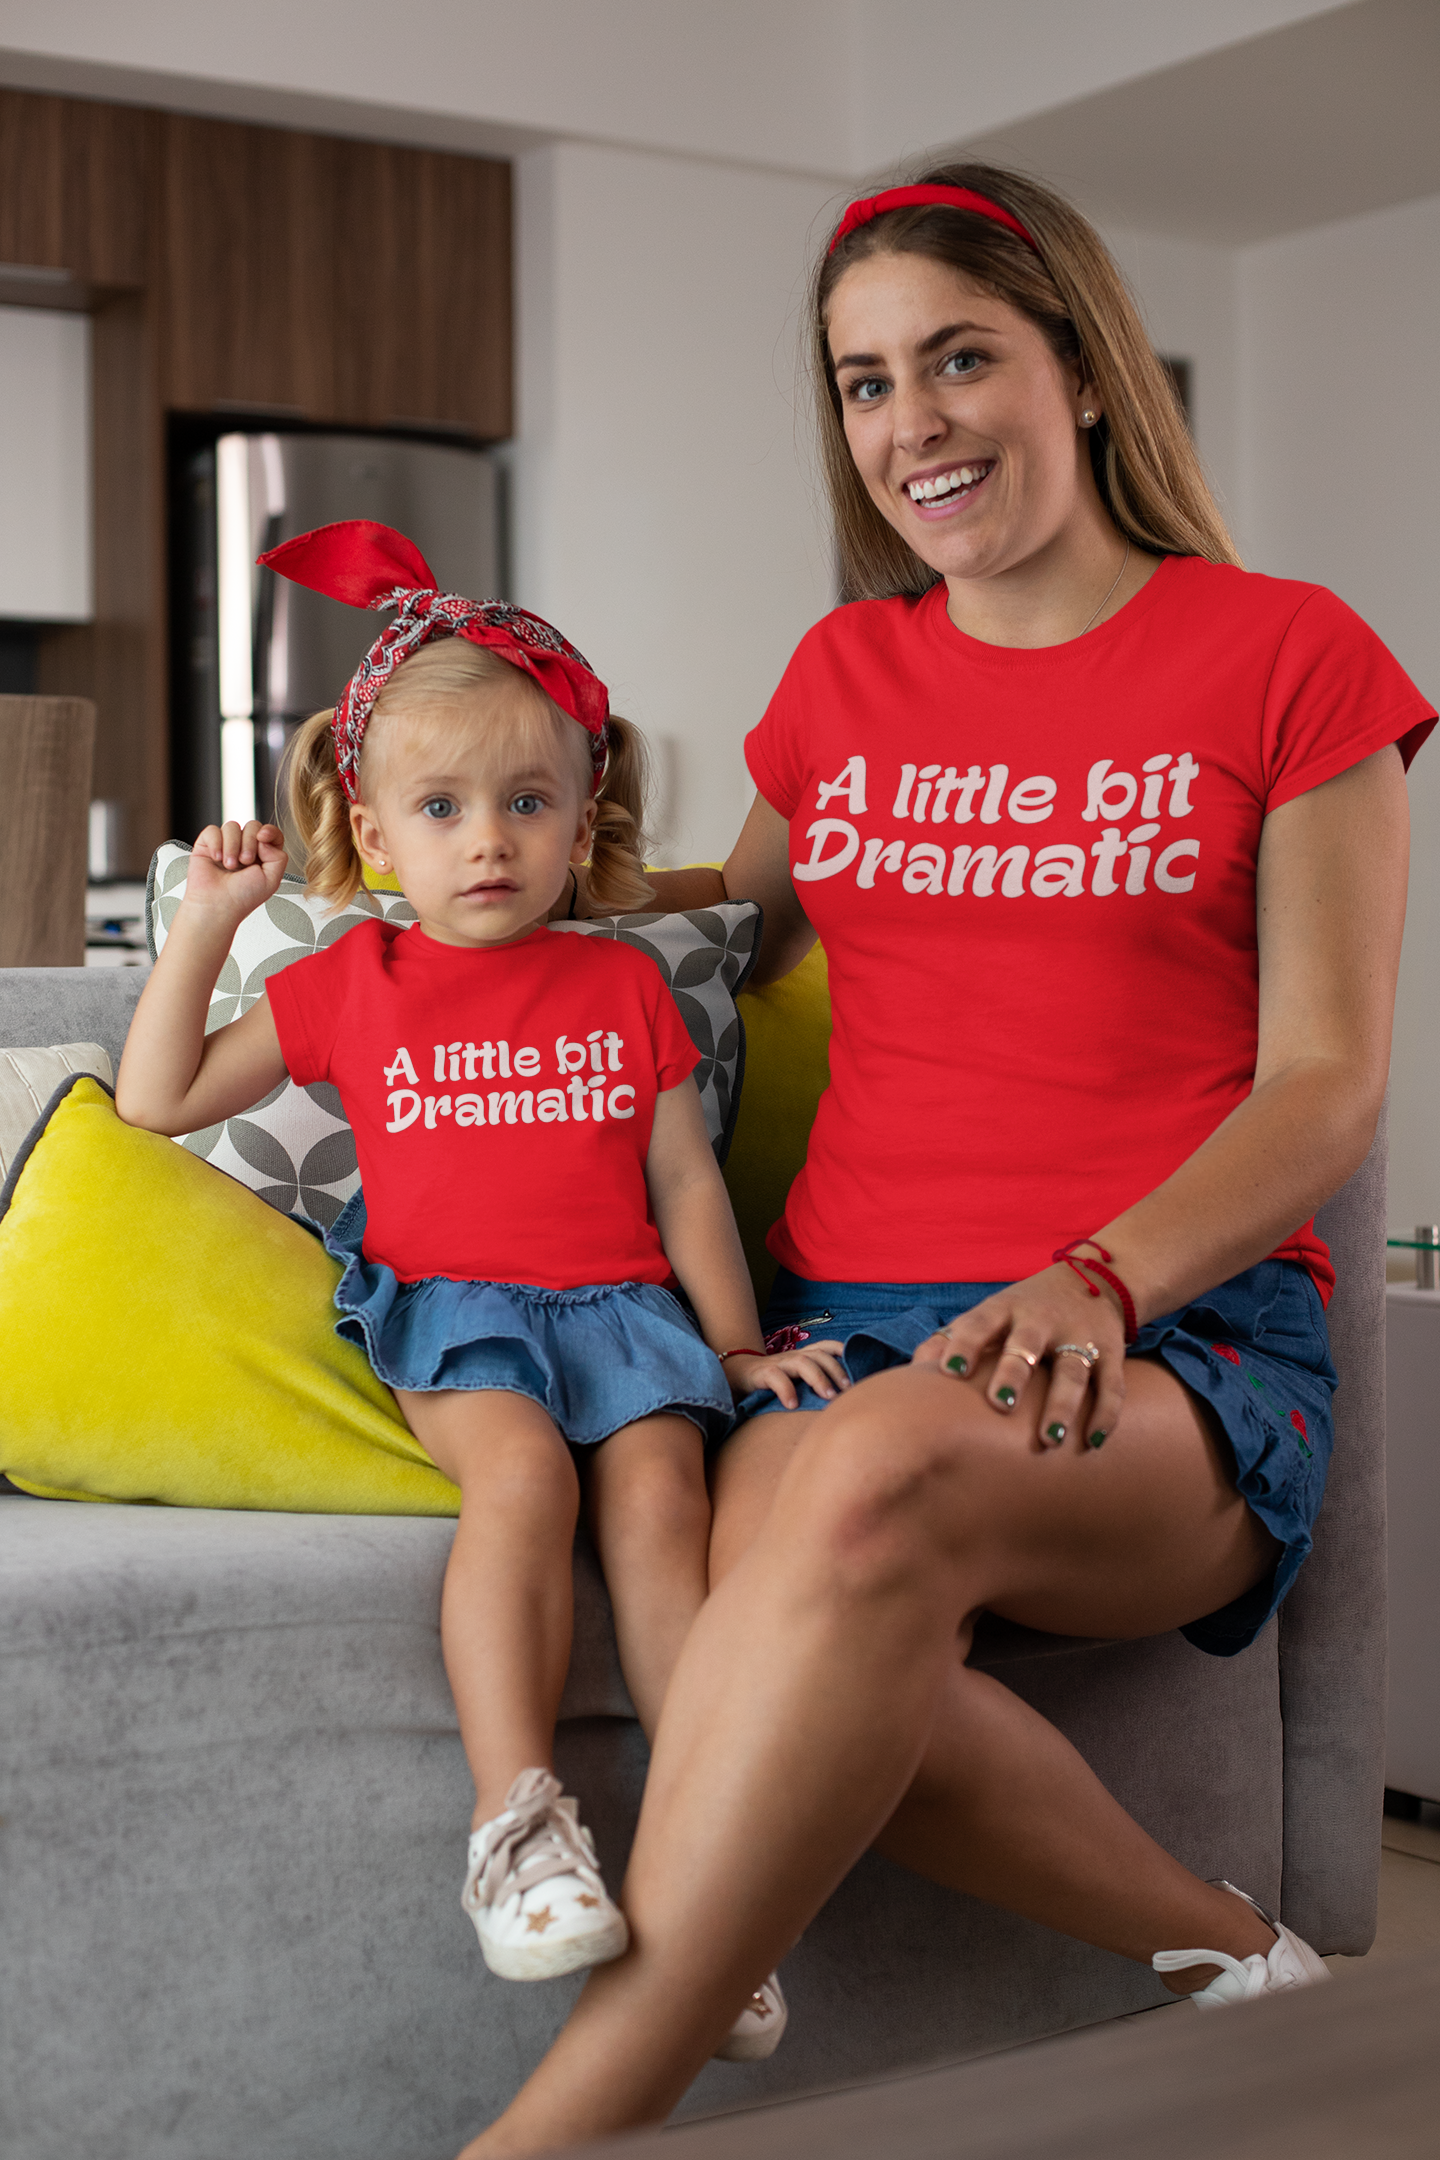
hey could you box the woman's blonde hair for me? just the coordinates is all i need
[814,160,1241,600]
[280,636,653,913]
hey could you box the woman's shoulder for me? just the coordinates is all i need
[1162,559,1429,705]
[773,591,939,696]
[1158,555,1364,641]
[805,589,935,647]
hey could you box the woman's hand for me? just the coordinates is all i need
[184,821,288,920]
[721,1341,849,1410]
[911,1265,1127,1448]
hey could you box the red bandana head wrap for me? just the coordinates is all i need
[258,519,610,803]
[828,184,1039,257]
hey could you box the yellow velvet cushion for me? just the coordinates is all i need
[0,1078,459,1513]
[724,945,831,1304]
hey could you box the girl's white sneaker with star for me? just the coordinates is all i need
[714,1972,787,2060]
[1152,1881,1330,2009]
[462,1767,628,1981]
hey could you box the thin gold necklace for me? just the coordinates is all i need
[1078,539,1130,636]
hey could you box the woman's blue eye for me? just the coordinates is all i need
[940,349,983,378]
[849,376,888,403]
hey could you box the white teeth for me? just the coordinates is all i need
[909,463,987,502]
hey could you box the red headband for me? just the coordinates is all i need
[829,184,1039,257]
[259,520,610,803]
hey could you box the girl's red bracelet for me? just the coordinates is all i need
[1052,1240,1139,1344]
[717,1347,764,1361]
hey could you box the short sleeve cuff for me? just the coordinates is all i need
[744,728,799,821]
[1265,702,1437,815]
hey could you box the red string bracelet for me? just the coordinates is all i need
[717,1347,765,1362]
[1052,1240,1139,1344]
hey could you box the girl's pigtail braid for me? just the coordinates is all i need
[586,712,655,913]
[277,709,367,911]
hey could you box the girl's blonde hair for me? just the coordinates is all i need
[814,160,1241,600]
[280,637,653,914]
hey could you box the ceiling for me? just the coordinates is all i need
[950,0,1440,245]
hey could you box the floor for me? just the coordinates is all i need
[1134,1797,1440,2020]
[1334,1799,1440,1974]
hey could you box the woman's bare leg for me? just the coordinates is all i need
[461,1357,1278,2154]
[585,1414,711,1739]
[707,1405,814,1583]
[711,1369,1276,1981]
[398,1388,580,1826]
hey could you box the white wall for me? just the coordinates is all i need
[509,142,838,862]
[1102,228,1242,533]
[1238,191,1440,1231]
[0,305,92,621]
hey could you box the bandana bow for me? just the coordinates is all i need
[259,519,610,802]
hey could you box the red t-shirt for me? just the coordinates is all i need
[746,557,1435,1303]
[266,920,699,1288]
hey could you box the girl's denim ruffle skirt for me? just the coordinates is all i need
[741,1259,1335,1658]
[323,1192,734,1448]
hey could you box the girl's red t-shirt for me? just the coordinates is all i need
[267,920,698,1288]
[745,557,1435,1302]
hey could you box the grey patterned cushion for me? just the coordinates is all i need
[146,844,760,1230]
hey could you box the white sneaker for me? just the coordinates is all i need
[462,1768,628,1981]
[1152,1880,1331,2009]
[713,1973,787,2061]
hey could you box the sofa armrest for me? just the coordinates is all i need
[0,966,146,1076]
[1278,1104,1388,1951]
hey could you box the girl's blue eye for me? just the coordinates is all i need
[421,797,457,820]
[511,793,544,816]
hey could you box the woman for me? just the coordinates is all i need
[464,163,1433,2154]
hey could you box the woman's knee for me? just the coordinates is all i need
[784,1371,984,1594]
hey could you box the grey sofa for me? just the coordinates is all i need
[0,967,1388,2160]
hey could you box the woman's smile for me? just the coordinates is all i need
[903,458,996,516]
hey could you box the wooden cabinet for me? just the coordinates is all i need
[0,89,153,287]
[159,117,510,435]
[3,88,511,874]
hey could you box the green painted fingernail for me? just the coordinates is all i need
[1047,1422,1066,1443]
[1088,1430,1107,1449]
[997,1386,1016,1408]
[947,1354,969,1375]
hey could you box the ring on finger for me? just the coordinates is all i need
[1002,1343,1040,1370]
[1054,1341,1101,1373]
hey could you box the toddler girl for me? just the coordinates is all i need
[117,521,843,2056]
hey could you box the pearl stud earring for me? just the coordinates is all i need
[1081,409,1096,426]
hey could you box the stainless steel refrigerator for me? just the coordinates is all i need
[174,430,503,839]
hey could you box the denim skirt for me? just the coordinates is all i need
[739,1260,1336,1658]
[323,1193,734,1448]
